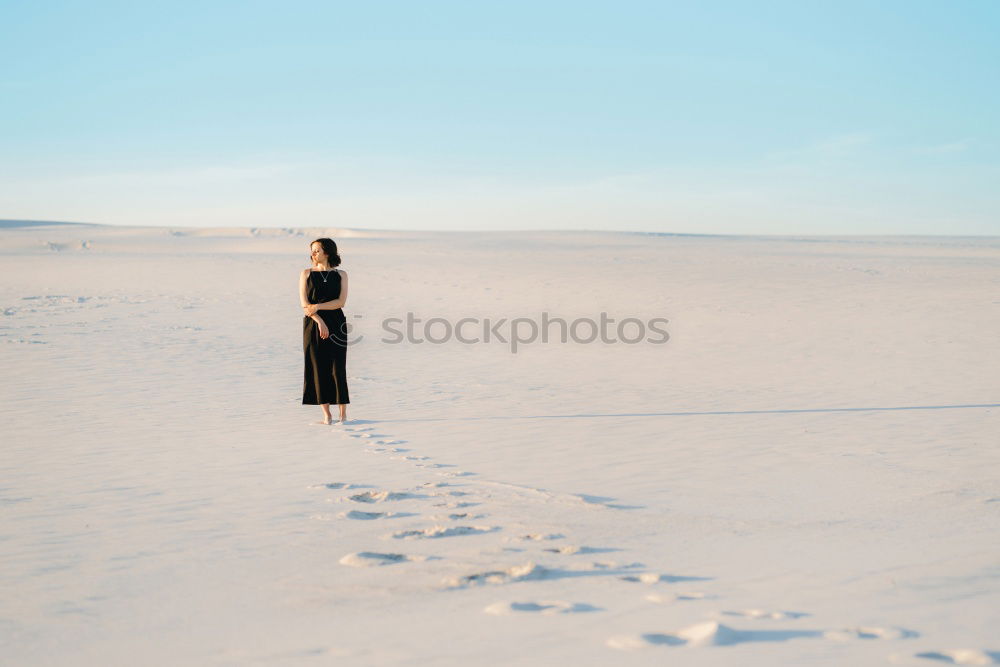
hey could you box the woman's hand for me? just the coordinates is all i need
[303,304,319,316]
[317,320,330,339]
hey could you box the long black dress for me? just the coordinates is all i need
[302,269,350,405]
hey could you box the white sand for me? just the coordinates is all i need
[1,222,998,665]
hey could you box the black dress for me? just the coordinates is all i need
[302,269,350,405]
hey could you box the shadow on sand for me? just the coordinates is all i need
[368,402,1000,424]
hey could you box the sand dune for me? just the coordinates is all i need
[1,224,998,665]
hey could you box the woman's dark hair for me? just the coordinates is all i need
[311,237,341,267]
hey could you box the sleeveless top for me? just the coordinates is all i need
[306,269,343,306]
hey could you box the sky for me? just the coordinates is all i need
[1,0,998,234]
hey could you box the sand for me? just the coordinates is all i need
[1,221,998,665]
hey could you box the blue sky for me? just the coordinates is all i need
[1,0,998,233]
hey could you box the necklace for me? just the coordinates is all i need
[316,267,334,283]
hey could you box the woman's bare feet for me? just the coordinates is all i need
[319,404,333,425]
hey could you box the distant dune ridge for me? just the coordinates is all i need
[0,218,99,228]
[3,218,998,253]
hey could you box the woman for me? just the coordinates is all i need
[300,237,350,424]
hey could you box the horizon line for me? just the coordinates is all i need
[2,219,999,240]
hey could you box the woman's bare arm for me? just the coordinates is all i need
[299,269,326,327]
[299,269,311,308]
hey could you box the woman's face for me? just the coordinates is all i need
[310,242,328,265]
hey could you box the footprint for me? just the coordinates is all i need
[914,650,1000,665]
[542,545,608,555]
[430,512,488,521]
[566,560,642,572]
[340,510,404,520]
[719,609,808,620]
[824,626,916,641]
[545,544,580,556]
[607,621,824,650]
[506,533,565,542]
[620,573,710,584]
[483,600,601,615]
[390,525,498,539]
[646,592,708,603]
[306,482,354,490]
[347,491,422,503]
[608,621,740,649]
[444,562,549,588]
[338,551,425,567]
[620,573,665,584]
